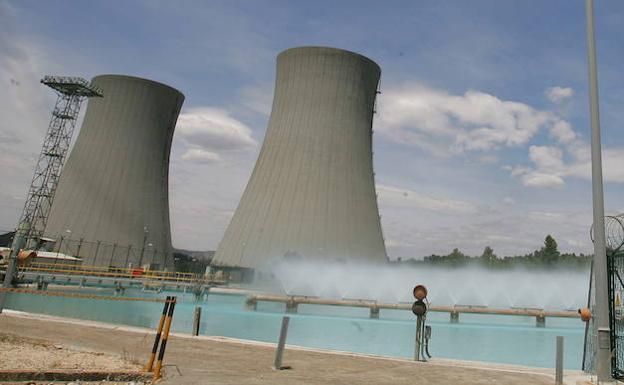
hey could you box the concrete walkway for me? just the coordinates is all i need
[0,311,583,385]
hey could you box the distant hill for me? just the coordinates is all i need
[173,248,215,263]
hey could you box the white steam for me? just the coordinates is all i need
[268,261,589,311]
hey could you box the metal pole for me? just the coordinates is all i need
[109,242,117,267]
[55,236,64,264]
[0,229,26,313]
[192,306,202,336]
[273,316,290,370]
[93,240,101,265]
[585,0,611,381]
[414,315,423,361]
[124,245,132,269]
[139,228,148,267]
[76,237,83,258]
[556,336,564,385]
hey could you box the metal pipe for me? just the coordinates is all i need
[414,315,423,361]
[585,0,611,380]
[192,306,201,336]
[246,294,579,319]
[93,240,101,265]
[273,316,290,370]
[0,229,26,313]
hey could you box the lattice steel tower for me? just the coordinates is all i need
[16,76,102,248]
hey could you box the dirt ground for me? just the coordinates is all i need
[0,310,586,385]
[0,332,140,372]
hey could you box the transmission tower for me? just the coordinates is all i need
[17,76,102,248]
[1,76,102,299]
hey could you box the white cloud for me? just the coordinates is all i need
[512,146,567,188]
[377,82,569,153]
[511,141,624,188]
[180,148,222,164]
[549,120,576,144]
[176,107,257,160]
[567,147,624,183]
[545,86,574,103]
[376,184,478,215]
[528,145,564,171]
[521,172,565,188]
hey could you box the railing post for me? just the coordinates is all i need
[245,297,257,311]
[536,314,546,328]
[285,297,298,313]
[273,316,290,370]
[370,305,379,319]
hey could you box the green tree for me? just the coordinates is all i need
[540,234,560,266]
[480,246,497,266]
[446,248,468,266]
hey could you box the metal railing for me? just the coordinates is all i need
[19,262,202,283]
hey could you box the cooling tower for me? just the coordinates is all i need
[212,46,387,270]
[44,75,184,270]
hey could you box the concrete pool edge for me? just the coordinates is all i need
[1,309,591,384]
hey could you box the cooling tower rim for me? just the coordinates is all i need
[91,74,185,99]
[278,46,380,72]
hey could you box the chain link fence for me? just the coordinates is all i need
[47,237,172,271]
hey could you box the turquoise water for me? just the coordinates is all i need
[4,288,585,369]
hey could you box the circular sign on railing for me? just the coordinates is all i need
[413,284,428,300]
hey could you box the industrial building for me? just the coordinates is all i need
[212,46,388,273]
[44,75,184,270]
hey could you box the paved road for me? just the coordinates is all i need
[0,312,568,385]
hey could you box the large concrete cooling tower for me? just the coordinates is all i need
[212,46,387,270]
[44,75,184,270]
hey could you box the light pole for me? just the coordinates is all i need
[585,0,611,381]
[55,229,71,265]
[139,226,148,268]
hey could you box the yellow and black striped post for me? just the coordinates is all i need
[153,296,176,381]
[144,296,171,372]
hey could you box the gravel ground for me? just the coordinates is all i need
[0,333,141,372]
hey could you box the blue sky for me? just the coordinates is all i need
[1,0,623,258]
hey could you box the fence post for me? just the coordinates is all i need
[192,306,201,336]
[55,236,64,264]
[124,245,132,268]
[150,247,156,267]
[76,237,84,258]
[273,316,290,370]
[555,336,564,385]
[109,243,117,267]
[93,240,101,265]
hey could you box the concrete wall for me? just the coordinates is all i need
[44,75,184,270]
[212,46,387,269]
